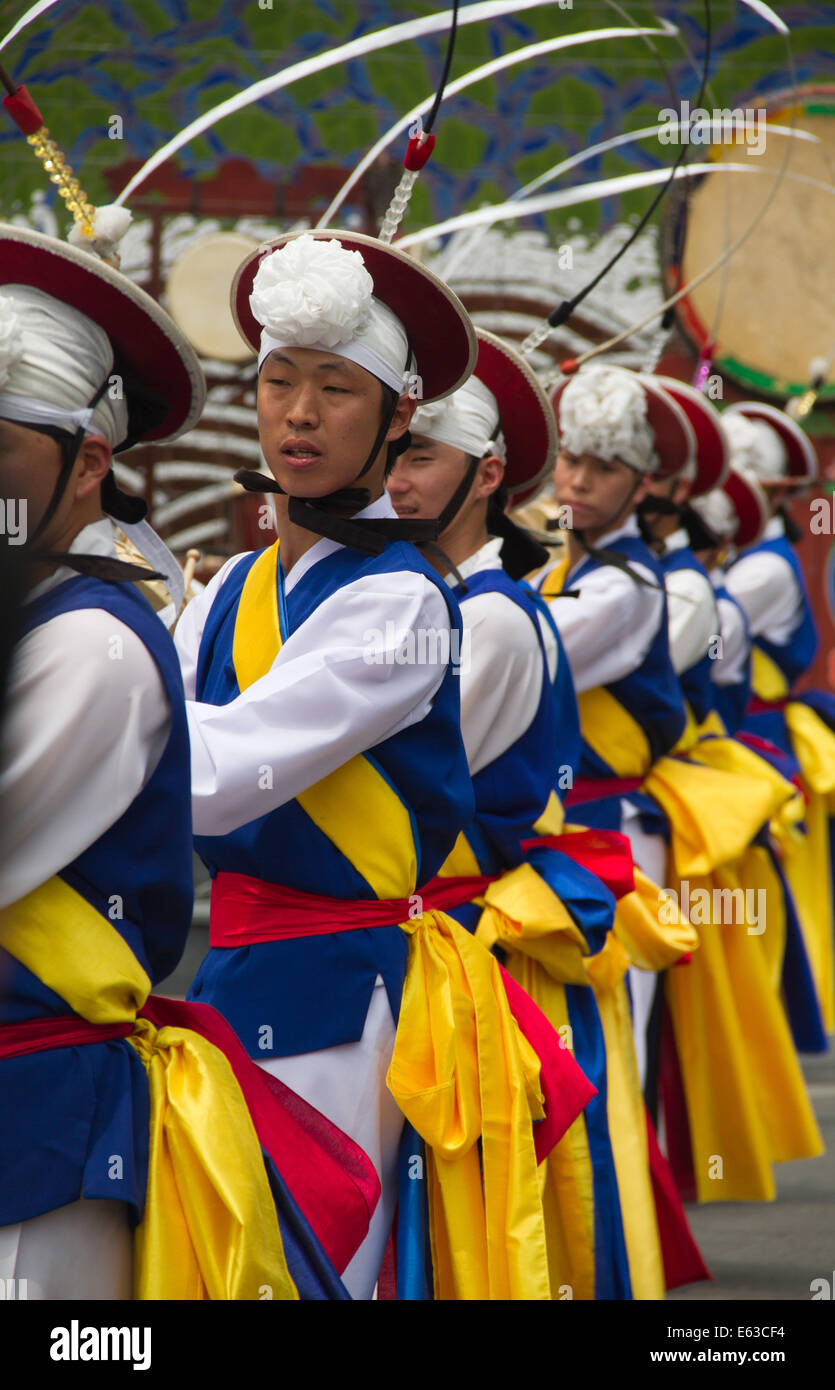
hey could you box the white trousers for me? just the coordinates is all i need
[0,1197,132,1300]
[621,800,668,1089]
[258,976,405,1300]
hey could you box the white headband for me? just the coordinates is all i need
[410,375,506,462]
[251,235,412,395]
[722,412,787,482]
[0,286,128,447]
[558,364,658,473]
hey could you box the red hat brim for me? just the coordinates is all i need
[550,371,694,479]
[232,229,476,403]
[473,330,556,504]
[724,466,769,548]
[654,376,729,497]
[0,224,205,446]
[723,401,818,484]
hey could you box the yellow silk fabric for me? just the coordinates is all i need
[782,701,835,1030]
[665,858,823,1203]
[751,645,791,702]
[576,687,795,878]
[615,866,698,971]
[388,908,551,1301]
[472,866,666,1301]
[0,877,297,1301]
[233,542,418,899]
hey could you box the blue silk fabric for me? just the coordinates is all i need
[188,540,474,1056]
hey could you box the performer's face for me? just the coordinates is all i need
[553,449,652,537]
[257,348,414,500]
[387,436,504,536]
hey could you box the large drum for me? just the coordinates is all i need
[661,85,835,404]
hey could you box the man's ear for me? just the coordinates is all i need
[386,393,417,442]
[72,434,113,503]
[632,471,656,507]
[672,476,692,508]
[475,454,505,500]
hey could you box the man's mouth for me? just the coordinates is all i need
[393,504,420,516]
[281,440,322,465]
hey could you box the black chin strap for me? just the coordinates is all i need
[32,552,165,583]
[234,467,439,557]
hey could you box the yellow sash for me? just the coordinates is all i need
[471,865,666,1300]
[0,877,297,1300]
[236,542,553,1298]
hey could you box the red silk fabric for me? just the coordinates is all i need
[565,776,645,806]
[520,828,636,901]
[0,999,380,1276]
[209,870,595,1165]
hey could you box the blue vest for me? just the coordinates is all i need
[659,543,717,724]
[0,577,193,1227]
[188,540,474,1056]
[732,532,818,688]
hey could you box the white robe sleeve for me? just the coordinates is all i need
[713,596,751,688]
[723,550,802,642]
[0,609,171,910]
[544,562,664,694]
[664,568,719,674]
[457,591,546,777]
[185,570,453,837]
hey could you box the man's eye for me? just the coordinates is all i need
[266,378,289,386]
[324,385,349,394]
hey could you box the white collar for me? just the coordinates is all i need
[26,516,118,604]
[447,536,504,587]
[764,514,785,540]
[283,491,399,595]
[664,527,690,554]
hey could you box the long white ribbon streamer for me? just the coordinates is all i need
[437,118,818,280]
[0,0,61,55]
[114,0,580,205]
[394,161,835,252]
[316,24,678,229]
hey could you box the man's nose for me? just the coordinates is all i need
[286,383,319,426]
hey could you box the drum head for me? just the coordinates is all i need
[166,232,259,362]
[662,87,835,403]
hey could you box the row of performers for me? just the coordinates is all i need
[0,220,830,1300]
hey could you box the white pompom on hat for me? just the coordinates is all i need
[551,364,694,479]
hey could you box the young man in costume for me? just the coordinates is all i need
[721,403,835,1035]
[0,225,383,1301]
[175,233,588,1301]
[387,335,703,1300]
[602,381,823,1204]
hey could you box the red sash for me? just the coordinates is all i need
[209,871,594,1162]
[565,775,645,807]
[520,827,636,900]
[0,999,380,1276]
